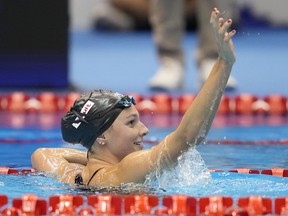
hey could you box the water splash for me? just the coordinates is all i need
[146,147,211,192]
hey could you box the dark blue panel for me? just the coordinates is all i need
[0,0,68,88]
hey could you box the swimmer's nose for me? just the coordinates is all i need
[140,121,149,136]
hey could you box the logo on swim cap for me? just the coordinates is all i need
[81,100,94,114]
[72,100,95,129]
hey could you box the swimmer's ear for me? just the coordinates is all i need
[96,135,106,146]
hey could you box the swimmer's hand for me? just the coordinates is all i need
[210,8,236,65]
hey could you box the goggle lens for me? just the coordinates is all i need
[115,96,136,108]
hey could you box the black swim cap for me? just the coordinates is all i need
[61,89,136,150]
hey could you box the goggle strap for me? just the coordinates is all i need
[71,109,89,124]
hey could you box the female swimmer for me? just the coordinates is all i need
[31,8,236,186]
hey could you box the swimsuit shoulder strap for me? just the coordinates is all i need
[87,168,103,186]
[75,173,83,185]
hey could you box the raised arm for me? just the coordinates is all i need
[31,148,87,183]
[163,8,236,159]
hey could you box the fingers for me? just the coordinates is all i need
[224,29,237,42]
[219,19,233,36]
[210,8,220,26]
[211,8,236,38]
[222,19,237,42]
[218,18,225,29]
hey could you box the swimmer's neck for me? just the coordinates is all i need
[88,157,116,166]
[88,151,121,166]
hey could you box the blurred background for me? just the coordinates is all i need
[70,0,288,31]
[0,0,287,95]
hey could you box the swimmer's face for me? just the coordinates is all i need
[103,105,149,161]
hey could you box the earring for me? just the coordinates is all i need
[97,137,105,145]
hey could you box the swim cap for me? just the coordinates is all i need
[61,89,136,150]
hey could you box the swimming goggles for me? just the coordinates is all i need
[114,95,136,109]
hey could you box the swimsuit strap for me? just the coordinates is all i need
[87,168,103,186]
[75,173,84,185]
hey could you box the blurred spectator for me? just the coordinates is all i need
[92,0,240,91]
[92,0,149,31]
[148,0,240,91]
[92,0,198,31]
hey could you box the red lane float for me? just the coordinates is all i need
[0,92,288,115]
[2,194,287,215]
[229,168,260,174]
[178,94,195,114]
[275,197,288,215]
[49,194,84,215]
[218,95,231,115]
[124,195,158,214]
[148,93,173,114]
[0,195,8,209]
[199,196,233,215]
[233,94,288,115]
[0,194,47,216]
[264,95,287,115]
[234,94,258,115]
[13,194,47,216]
[0,167,18,175]
[62,92,81,112]
[87,194,122,215]
[5,92,30,112]
[238,196,272,215]
[159,195,197,215]
[0,95,4,112]
[0,167,35,175]
[208,169,225,173]
[35,92,59,112]
[261,167,288,177]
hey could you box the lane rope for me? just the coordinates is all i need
[1,138,288,145]
[1,92,288,115]
[144,138,288,145]
[1,166,287,177]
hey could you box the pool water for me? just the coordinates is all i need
[0,113,288,199]
[1,124,288,170]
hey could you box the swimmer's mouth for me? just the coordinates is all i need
[134,141,143,145]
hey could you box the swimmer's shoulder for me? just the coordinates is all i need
[81,165,117,186]
[83,150,153,186]
[84,161,145,187]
